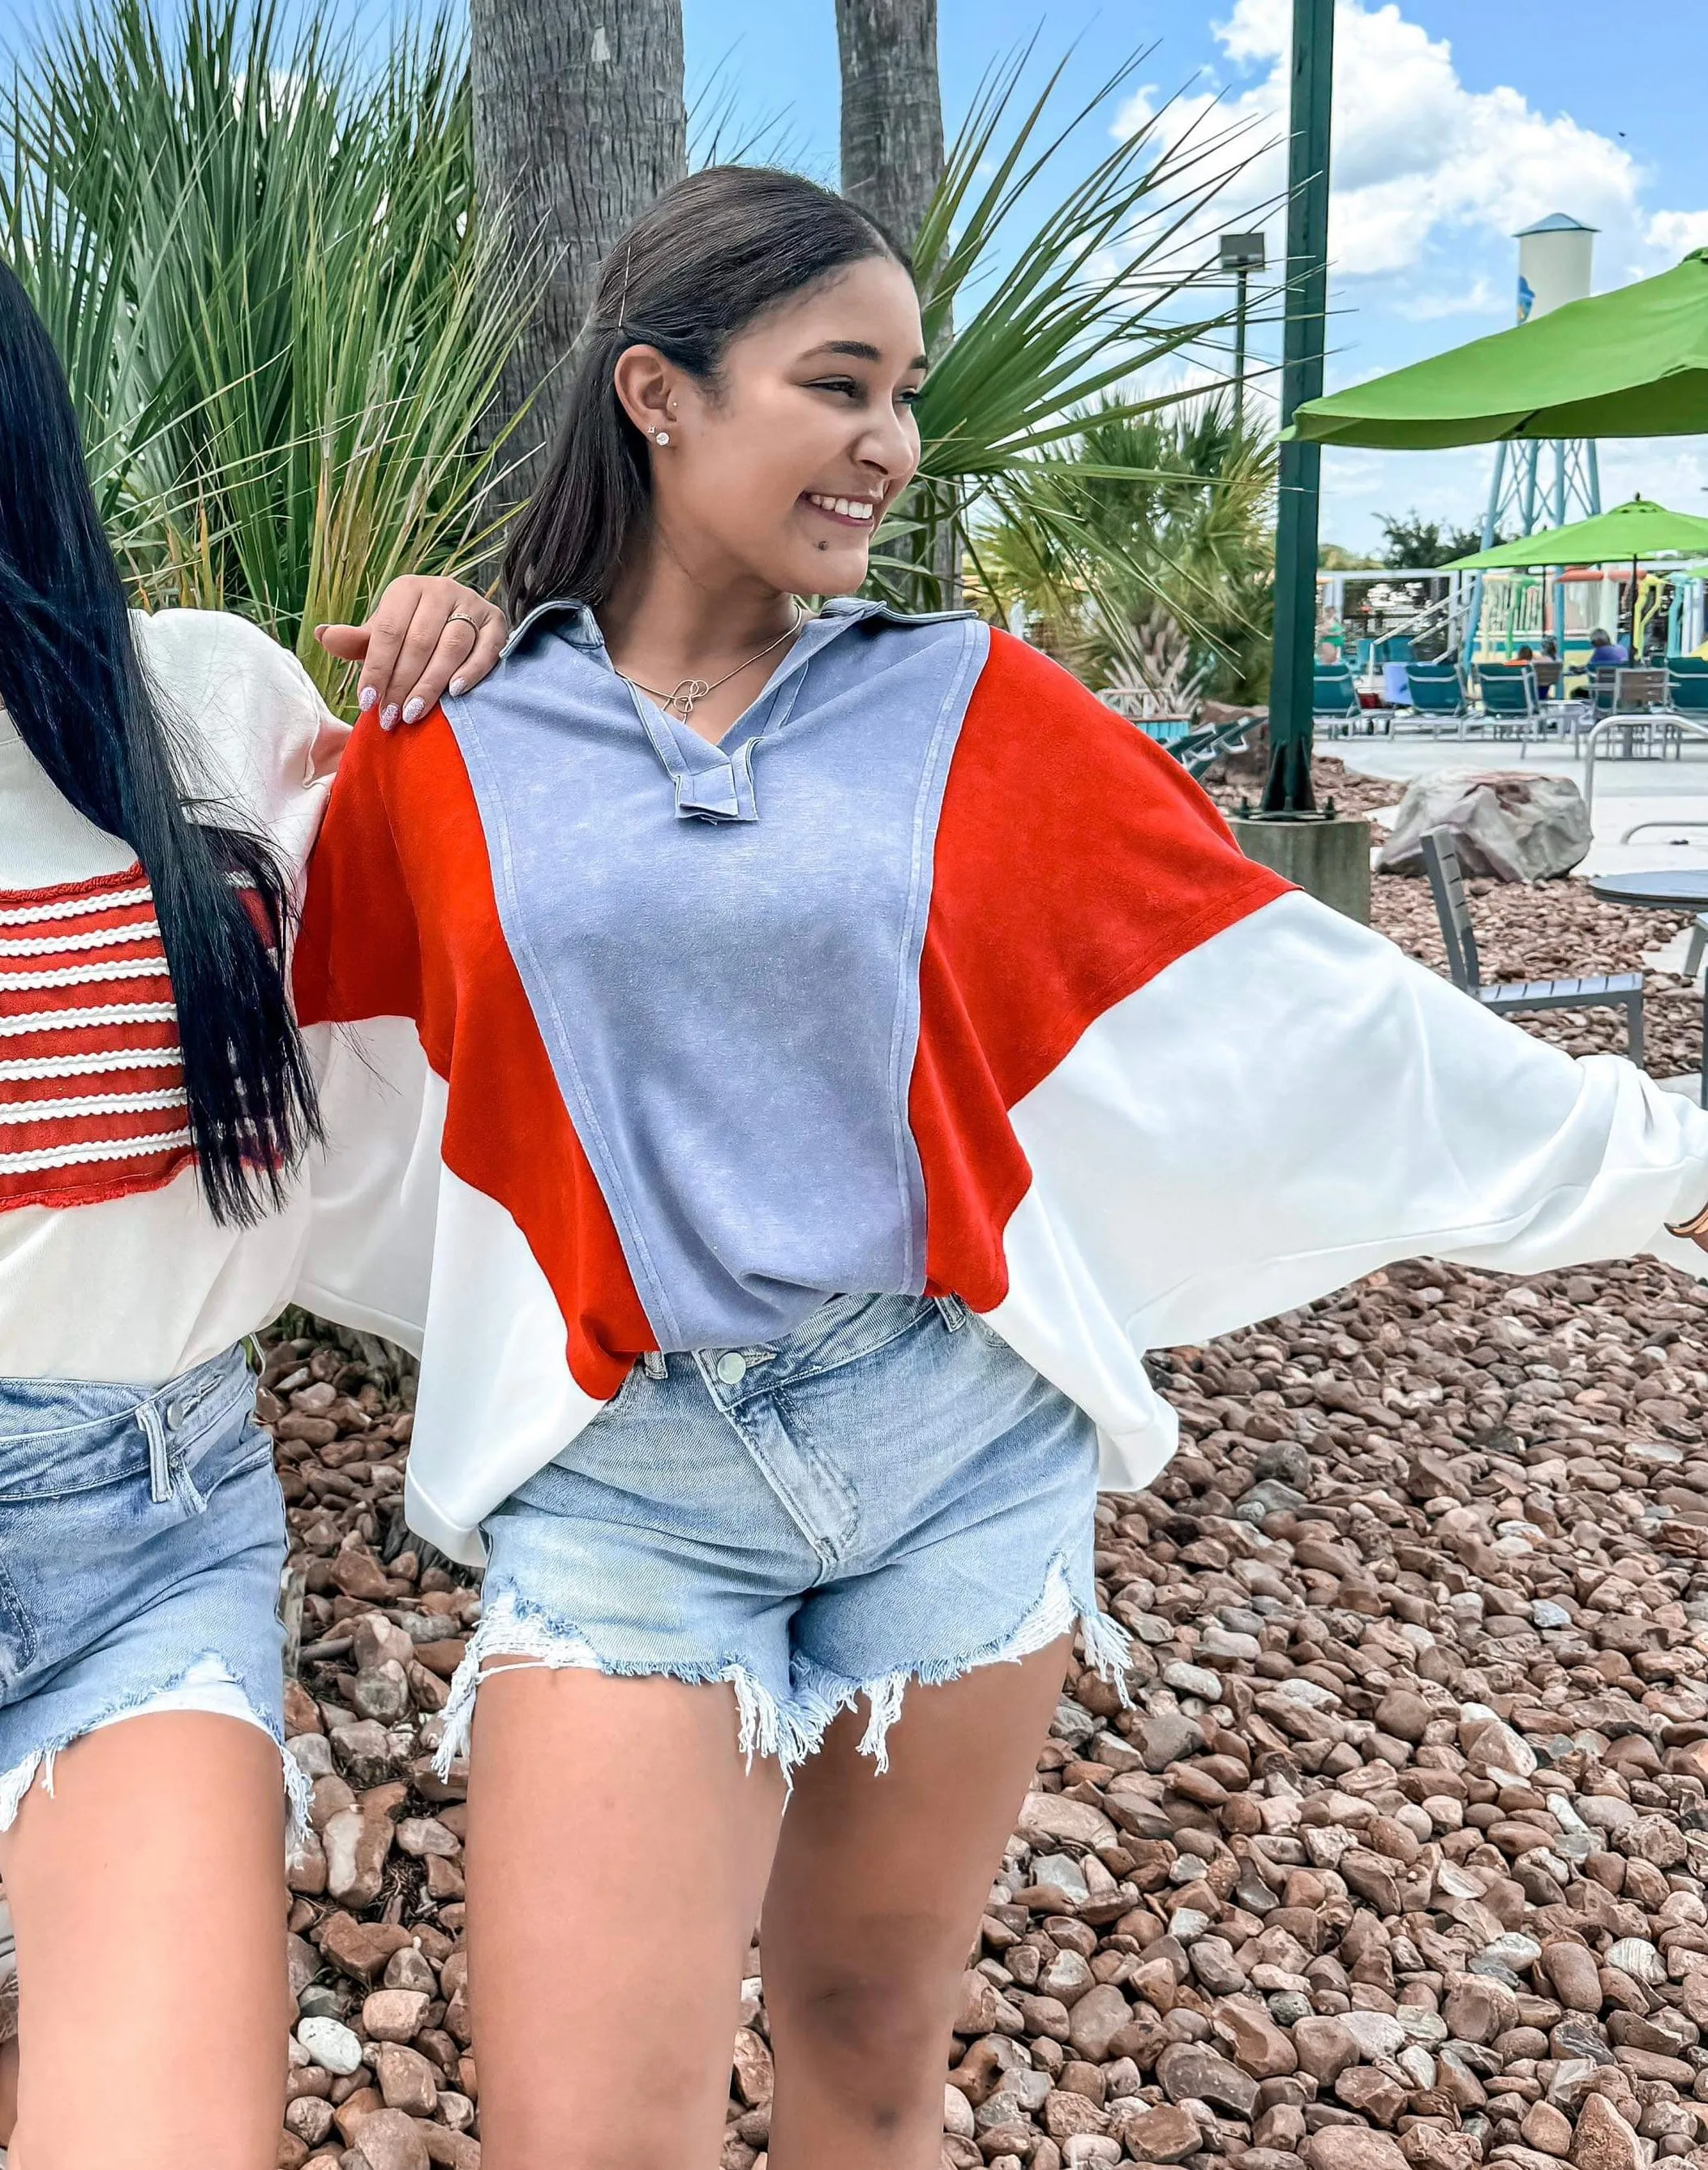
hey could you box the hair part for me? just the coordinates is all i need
[502,165,909,620]
[0,260,319,1226]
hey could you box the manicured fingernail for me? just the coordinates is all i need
[402,697,424,723]
[358,685,377,713]
[380,704,399,731]
[448,676,467,697]
[313,623,328,637]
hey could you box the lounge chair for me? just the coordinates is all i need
[1402,660,1470,734]
[1476,663,1543,744]
[1668,656,1708,722]
[1313,663,1363,737]
[1419,828,1643,1061]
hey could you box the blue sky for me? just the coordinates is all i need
[10,0,1706,550]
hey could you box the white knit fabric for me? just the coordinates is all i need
[0,611,345,1383]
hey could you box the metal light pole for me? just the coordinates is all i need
[1261,0,1334,817]
[1219,231,1268,438]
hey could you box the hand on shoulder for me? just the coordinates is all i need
[315,576,508,729]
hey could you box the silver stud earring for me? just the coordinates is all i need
[651,427,671,447]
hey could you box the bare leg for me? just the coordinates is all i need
[464,1667,786,2169]
[762,1639,1071,2170]
[0,1713,288,2170]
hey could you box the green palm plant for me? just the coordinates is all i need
[978,397,1277,705]
[1,0,543,698]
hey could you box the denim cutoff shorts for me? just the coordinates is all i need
[441,1293,1129,1781]
[0,1344,300,1830]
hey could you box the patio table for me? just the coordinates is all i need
[1586,868,1708,1103]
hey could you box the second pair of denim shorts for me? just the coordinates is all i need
[441,1293,1128,1779]
[0,1344,299,1829]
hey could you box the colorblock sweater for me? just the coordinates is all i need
[293,599,1708,1564]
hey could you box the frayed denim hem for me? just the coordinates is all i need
[436,1589,825,1787]
[0,1655,311,1847]
[790,1555,1131,1774]
[440,1560,1131,1786]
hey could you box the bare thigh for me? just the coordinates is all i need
[0,1713,288,2170]
[464,1666,787,2170]
[761,1637,1071,2170]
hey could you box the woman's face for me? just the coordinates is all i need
[620,256,927,599]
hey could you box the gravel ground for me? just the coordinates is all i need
[262,796,1708,2170]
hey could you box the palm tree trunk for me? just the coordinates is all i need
[470,0,686,500]
[835,0,943,254]
[835,1,957,607]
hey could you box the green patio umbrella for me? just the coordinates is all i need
[1286,249,1708,448]
[1444,496,1708,570]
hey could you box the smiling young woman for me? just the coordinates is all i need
[294,166,1708,2170]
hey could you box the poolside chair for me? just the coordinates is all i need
[1615,666,1670,714]
[1313,663,1363,736]
[1668,656,1708,722]
[1418,828,1644,1061]
[1476,663,1543,744]
[1401,659,1470,734]
[1169,713,1258,781]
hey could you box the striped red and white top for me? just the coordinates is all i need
[0,609,343,1384]
[0,864,192,1213]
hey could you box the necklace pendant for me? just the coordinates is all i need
[666,678,710,721]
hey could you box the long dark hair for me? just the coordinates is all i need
[504,165,907,619]
[0,262,318,1225]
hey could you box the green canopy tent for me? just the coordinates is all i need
[1287,250,1708,449]
[1440,497,1708,661]
[1443,496,1708,570]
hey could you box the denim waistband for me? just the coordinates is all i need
[0,1343,255,1447]
[646,1292,967,1409]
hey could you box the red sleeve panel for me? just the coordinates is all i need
[295,710,648,1397]
[911,631,1290,1310]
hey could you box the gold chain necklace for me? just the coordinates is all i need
[617,605,805,723]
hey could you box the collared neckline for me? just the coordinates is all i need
[491,594,979,825]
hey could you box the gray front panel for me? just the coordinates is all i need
[445,604,989,1350]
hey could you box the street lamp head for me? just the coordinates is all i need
[1219,231,1268,272]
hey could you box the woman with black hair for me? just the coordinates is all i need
[302,167,1708,2168]
[0,259,503,2165]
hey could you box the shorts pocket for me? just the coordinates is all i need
[179,1400,275,1505]
[0,1394,276,1699]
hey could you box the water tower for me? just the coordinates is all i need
[1480,213,1603,544]
[1463,214,1603,660]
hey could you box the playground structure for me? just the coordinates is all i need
[1317,560,1708,680]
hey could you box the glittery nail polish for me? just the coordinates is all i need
[358,685,378,713]
[402,697,424,724]
[448,676,468,697]
[381,704,400,731]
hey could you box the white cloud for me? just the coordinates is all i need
[1118,0,1708,288]
[1393,278,1500,321]
[1647,209,1708,260]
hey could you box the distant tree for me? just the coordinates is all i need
[470,0,687,499]
[1376,509,1497,568]
[1319,542,1382,571]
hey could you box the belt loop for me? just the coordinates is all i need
[138,1398,172,1504]
[935,1293,969,1333]
[642,1351,668,1381]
